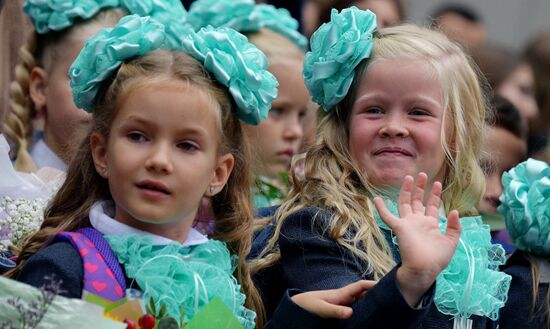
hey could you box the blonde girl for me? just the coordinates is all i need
[252,7,509,328]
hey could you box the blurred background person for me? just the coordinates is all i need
[431,2,487,48]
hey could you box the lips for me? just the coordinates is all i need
[373,147,413,156]
[135,180,171,195]
[277,150,295,159]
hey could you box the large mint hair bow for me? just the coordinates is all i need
[23,0,119,33]
[499,158,550,255]
[69,15,168,112]
[303,7,377,111]
[177,26,278,125]
[70,14,277,125]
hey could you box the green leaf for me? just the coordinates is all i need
[149,297,157,315]
[158,303,167,319]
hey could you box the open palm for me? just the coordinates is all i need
[374,173,462,301]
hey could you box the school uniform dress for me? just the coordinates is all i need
[498,250,550,329]
[252,207,489,329]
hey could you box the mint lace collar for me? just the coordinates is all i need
[374,199,511,324]
[104,234,256,328]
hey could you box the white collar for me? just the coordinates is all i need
[30,139,67,171]
[89,201,208,247]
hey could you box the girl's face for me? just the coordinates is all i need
[245,60,308,177]
[91,81,233,242]
[478,126,526,213]
[348,58,451,189]
[497,63,539,124]
[30,30,101,163]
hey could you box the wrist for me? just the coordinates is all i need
[396,266,437,307]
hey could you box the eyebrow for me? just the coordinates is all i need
[354,94,443,108]
[119,115,210,137]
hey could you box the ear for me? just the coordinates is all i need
[90,132,109,178]
[29,67,48,117]
[205,153,235,197]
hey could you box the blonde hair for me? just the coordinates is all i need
[527,253,550,328]
[2,8,125,172]
[8,50,265,326]
[252,24,487,280]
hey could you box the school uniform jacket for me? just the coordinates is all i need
[251,206,490,329]
[498,250,550,329]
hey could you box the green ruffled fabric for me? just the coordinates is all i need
[104,234,256,329]
[303,7,376,111]
[499,158,550,256]
[69,15,167,112]
[23,0,119,33]
[374,200,511,321]
[120,0,193,49]
[187,0,307,50]
[178,26,278,125]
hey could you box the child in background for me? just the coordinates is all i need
[478,96,527,252]
[188,0,311,208]
[2,0,125,172]
[2,0,189,173]
[498,159,550,329]
[252,7,509,328]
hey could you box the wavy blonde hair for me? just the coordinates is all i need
[2,8,125,172]
[7,50,265,326]
[252,24,487,280]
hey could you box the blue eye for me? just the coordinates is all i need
[365,107,383,114]
[409,109,428,116]
[269,107,284,119]
[177,141,199,152]
[127,131,147,142]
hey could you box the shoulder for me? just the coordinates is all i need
[279,207,332,237]
[17,240,83,298]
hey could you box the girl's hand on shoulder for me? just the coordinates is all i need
[291,280,377,319]
[373,172,461,307]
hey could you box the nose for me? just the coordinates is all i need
[379,113,409,137]
[485,173,503,202]
[145,142,173,174]
[283,113,304,142]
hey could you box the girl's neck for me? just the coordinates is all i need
[91,201,198,244]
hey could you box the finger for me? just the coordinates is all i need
[316,302,354,319]
[397,176,414,216]
[411,173,428,213]
[425,181,442,218]
[444,210,462,242]
[374,197,400,230]
[328,280,377,304]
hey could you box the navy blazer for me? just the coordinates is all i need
[252,207,491,329]
[498,250,550,329]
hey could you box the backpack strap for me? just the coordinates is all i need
[54,229,126,302]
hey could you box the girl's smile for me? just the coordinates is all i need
[348,58,451,188]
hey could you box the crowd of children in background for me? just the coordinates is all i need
[0,0,549,328]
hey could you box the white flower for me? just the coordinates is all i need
[0,196,48,248]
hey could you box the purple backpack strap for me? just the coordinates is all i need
[54,229,126,302]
